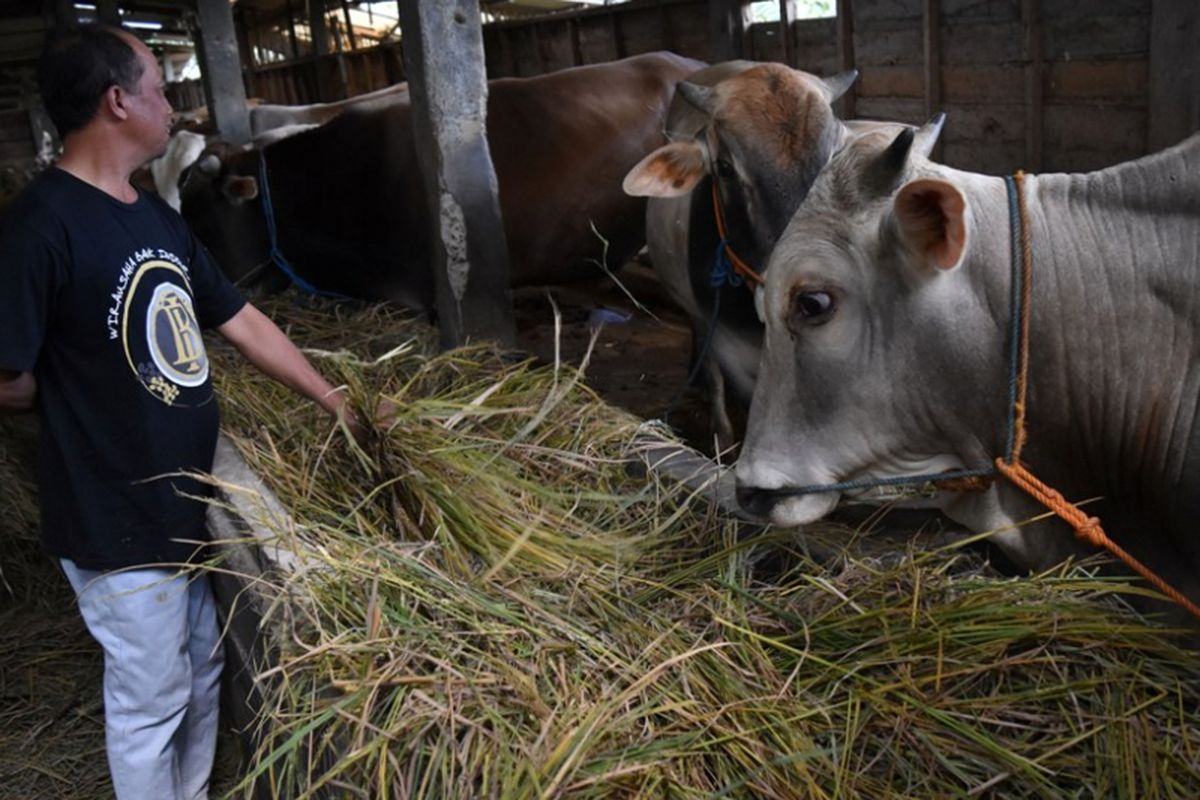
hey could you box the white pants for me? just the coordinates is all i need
[61,560,224,800]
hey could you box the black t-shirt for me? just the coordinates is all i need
[0,167,246,570]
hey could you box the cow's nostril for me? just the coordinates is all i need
[736,483,781,518]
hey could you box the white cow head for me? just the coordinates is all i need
[735,117,1012,525]
[624,63,857,266]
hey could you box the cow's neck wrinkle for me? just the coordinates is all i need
[968,143,1200,524]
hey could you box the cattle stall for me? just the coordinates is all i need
[3,1,1200,797]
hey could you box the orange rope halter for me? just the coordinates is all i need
[997,171,1200,620]
[711,180,765,287]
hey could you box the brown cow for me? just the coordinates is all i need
[181,52,706,309]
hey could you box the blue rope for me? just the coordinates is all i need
[782,176,1027,496]
[257,154,352,300]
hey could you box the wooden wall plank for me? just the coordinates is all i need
[1148,0,1199,150]
[836,0,857,118]
[1021,0,1043,170]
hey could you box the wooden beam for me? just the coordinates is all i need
[779,0,793,67]
[835,0,855,119]
[397,0,516,349]
[195,0,251,144]
[708,0,744,62]
[1148,0,1200,151]
[1021,0,1043,170]
[923,0,942,160]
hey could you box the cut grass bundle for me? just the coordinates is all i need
[207,296,1200,799]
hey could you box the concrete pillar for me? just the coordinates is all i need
[195,0,251,144]
[398,0,516,349]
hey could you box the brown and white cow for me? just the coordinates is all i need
[622,62,858,445]
[145,83,412,211]
[736,120,1200,615]
[181,52,705,309]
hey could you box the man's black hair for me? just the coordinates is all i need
[37,24,145,140]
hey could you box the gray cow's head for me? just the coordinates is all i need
[734,117,1011,525]
[623,63,857,265]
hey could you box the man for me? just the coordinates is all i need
[0,25,358,799]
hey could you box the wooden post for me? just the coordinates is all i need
[195,0,251,144]
[1148,0,1200,151]
[610,12,627,59]
[285,0,300,60]
[309,0,333,100]
[569,18,584,66]
[500,26,517,77]
[531,22,548,74]
[779,0,793,66]
[835,0,856,118]
[708,0,744,62]
[1021,0,1043,171]
[661,1,677,56]
[398,0,516,349]
[341,0,357,51]
[923,0,942,160]
[96,0,120,26]
[53,0,78,31]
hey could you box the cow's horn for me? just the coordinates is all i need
[914,112,946,158]
[821,69,858,102]
[676,81,715,112]
[864,126,915,195]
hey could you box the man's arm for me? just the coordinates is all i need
[0,370,36,414]
[217,303,349,421]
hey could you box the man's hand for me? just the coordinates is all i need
[336,396,398,447]
[0,370,36,414]
[218,303,398,443]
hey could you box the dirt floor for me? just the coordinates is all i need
[512,262,730,456]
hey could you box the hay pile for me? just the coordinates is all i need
[206,296,1200,799]
[0,416,113,799]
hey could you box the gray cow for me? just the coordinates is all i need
[623,61,856,447]
[736,121,1200,615]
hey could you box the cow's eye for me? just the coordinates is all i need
[789,290,836,328]
[715,158,735,177]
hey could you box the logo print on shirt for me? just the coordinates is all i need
[114,254,210,406]
[146,283,208,388]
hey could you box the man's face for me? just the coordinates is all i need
[121,35,173,159]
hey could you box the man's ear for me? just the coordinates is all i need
[104,84,130,121]
[622,141,708,197]
[894,178,967,270]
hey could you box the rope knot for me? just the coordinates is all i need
[711,241,742,288]
[1074,516,1106,547]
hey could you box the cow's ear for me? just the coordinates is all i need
[894,178,967,271]
[221,175,259,203]
[622,141,707,197]
[820,70,858,102]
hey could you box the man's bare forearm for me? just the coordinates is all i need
[0,370,36,413]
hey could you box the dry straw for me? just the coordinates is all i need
[16,294,1196,799]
